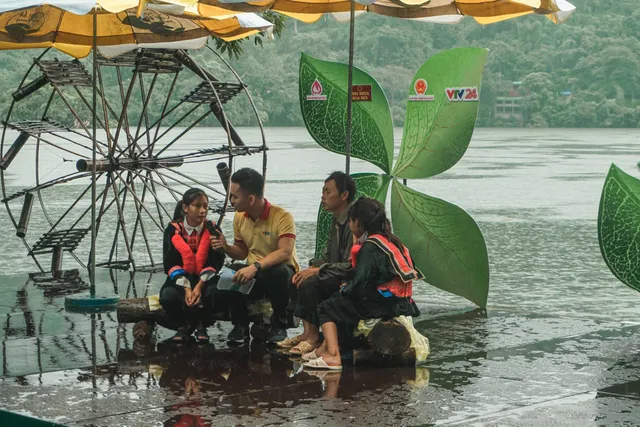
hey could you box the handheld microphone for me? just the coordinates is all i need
[205,220,220,238]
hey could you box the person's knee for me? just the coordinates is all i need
[261,263,293,281]
[298,279,318,299]
[317,299,328,315]
[160,286,182,306]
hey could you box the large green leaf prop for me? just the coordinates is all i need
[391,180,489,307]
[314,173,391,258]
[392,48,488,179]
[598,163,640,292]
[299,53,394,174]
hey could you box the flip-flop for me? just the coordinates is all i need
[170,328,188,343]
[303,357,342,371]
[305,370,342,381]
[301,349,319,361]
[289,341,315,355]
[276,336,302,348]
[195,328,209,345]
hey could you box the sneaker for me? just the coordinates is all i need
[227,325,249,343]
[266,326,287,344]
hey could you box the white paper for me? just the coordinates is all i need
[217,266,255,295]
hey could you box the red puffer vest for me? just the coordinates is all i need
[170,220,213,275]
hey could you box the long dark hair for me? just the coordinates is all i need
[172,188,207,222]
[349,197,403,249]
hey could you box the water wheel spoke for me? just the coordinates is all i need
[106,171,136,269]
[151,170,181,202]
[150,72,180,156]
[125,170,158,267]
[2,171,91,204]
[128,169,173,220]
[72,87,114,151]
[133,73,158,152]
[111,170,164,232]
[113,71,142,158]
[45,174,102,233]
[153,110,213,158]
[155,167,226,198]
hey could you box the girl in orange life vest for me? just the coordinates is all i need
[160,188,225,344]
[302,197,422,370]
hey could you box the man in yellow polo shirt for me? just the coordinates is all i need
[211,168,299,344]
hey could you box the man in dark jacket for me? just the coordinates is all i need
[278,171,356,354]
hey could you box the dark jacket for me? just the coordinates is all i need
[341,240,420,317]
[309,203,354,283]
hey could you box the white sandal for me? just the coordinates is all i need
[301,349,319,361]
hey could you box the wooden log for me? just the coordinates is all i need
[367,319,411,356]
[117,297,299,328]
[117,298,166,323]
[352,347,416,367]
[133,320,155,341]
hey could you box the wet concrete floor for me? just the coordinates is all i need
[1,291,640,426]
[2,128,640,425]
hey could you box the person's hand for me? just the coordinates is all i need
[184,287,193,306]
[210,231,227,251]
[188,283,202,307]
[292,267,319,288]
[233,264,258,285]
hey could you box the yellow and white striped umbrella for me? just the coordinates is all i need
[0,1,273,57]
[142,0,575,24]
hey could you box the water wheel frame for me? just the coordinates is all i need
[0,45,267,275]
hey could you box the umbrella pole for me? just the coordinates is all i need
[345,0,355,175]
[65,10,118,312]
[90,11,97,297]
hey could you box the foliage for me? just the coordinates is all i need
[0,0,638,128]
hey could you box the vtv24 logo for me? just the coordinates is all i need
[445,87,479,102]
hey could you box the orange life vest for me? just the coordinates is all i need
[350,234,423,298]
[170,220,213,275]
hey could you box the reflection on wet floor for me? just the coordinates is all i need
[2,293,640,426]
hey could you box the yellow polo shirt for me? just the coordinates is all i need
[233,199,300,272]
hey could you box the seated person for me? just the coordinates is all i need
[280,171,356,355]
[159,188,225,344]
[302,197,422,370]
[211,168,299,344]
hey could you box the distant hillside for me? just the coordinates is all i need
[0,0,637,128]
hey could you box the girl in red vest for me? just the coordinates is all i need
[303,197,422,370]
[160,188,225,344]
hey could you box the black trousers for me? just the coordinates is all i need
[159,281,215,331]
[218,263,294,328]
[293,274,341,326]
[318,292,418,326]
[317,292,397,327]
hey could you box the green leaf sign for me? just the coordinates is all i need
[302,48,490,308]
[391,180,490,307]
[393,47,488,179]
[299,53,394,174]
[598,163,640,292]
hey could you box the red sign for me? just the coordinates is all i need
[352,85,372,102]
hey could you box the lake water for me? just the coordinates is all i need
[1,127,640,426]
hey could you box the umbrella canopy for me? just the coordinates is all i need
[0,2,273,58]
[154,0,575,24]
